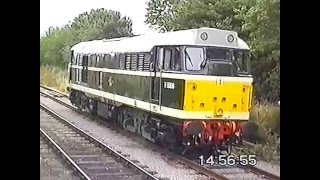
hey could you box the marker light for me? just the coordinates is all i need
[200,32,208,40]
[227,34,234,43]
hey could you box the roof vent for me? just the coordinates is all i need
[102,37,129,42]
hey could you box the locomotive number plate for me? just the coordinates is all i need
[164,82,175,89]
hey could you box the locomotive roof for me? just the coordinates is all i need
[71,28,249,55]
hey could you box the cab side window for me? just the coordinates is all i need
[171,47,181,71]
[91,54,96,67]
[82,55,88,67]
[163,48,172,70]
[157,46,181,71]
[157,47,164,70]
[119,53,126,70]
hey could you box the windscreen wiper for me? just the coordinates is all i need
[184,49,193,66]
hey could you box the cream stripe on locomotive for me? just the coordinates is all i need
[69,65,253,84]
[70,83,250,120]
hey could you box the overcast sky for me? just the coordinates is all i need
[40,0,152,36]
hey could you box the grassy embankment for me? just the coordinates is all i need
[240,102,280,165]
[40,66,68,92]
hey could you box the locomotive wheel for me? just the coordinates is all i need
[116,108,125,129]
[171,145,184,155]
[74,92,82,110]
[122,108,134,127]
[110,107,118,124]
[139,118,147,136]
[212,145,220,158]
[226,136,236,155]
[79,94,87,111]
[85,99,97,115]
[69,91,76,104]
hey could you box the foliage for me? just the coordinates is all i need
[251,101,280,135]
[145,0,181,31]
[173,0,245,37]
[40,8,133,67]
[241,0,280,101]
[71,9,133,40]
[235,134,280,165]
[40,66,68,92]
[231,104,280,164]
[145,0,280,102]
[239,101,280,164]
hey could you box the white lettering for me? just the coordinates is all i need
[164,82,175,89]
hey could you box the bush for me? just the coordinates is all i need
[241,101,280,164]
[251,101,280,135]
[40,66,68,92]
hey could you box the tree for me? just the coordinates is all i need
[172,0,243,33]
[145,0,280,101]
[71,9,133,41]
[145,0,248,36]
[40,8,134,67]
[145,0,182,31]
[240,0,280,100]
[40,27,74,67]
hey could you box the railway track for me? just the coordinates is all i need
[40,103,158,180]
[40,84,280,180]
[40,135,82,179]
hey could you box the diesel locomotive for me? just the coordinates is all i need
[67,28,253,155]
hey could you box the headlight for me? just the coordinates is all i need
[216,108,224,116]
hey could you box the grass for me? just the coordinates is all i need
[243,101,280,165]
[40,66,68,92]
[40,65,280,164]
[251,101,280,135]
[235,134,280,165]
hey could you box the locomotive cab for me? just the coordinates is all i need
[179,45,253,153]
